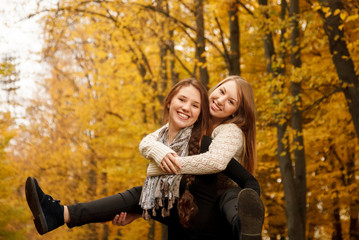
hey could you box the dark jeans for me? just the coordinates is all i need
[66,186,170,228]
[219,187,241,227]
[66,186,143,228]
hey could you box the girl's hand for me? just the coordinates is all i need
[112,212,141,226]
[160,153,181,174]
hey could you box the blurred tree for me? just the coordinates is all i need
[0,56,20,110]
[0,112,28,240]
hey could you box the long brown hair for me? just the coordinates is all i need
[177,132,203,228]
[162,78,210,228]
[209,76,257,174]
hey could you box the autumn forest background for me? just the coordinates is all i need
[0,0,358,239]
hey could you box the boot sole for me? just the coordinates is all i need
[25,177,48,235]
[237,188,265,240]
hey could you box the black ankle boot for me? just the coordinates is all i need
[237,188,265,240]
[25,177,65,235]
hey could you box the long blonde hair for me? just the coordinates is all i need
[209,75,257,174]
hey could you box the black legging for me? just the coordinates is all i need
[67,186,172,228]
[66,186,143,228]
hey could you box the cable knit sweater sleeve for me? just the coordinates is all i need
[139,124,175,165]
[140,123,243,176]
[176,123,243,175]
[147,160,167,176]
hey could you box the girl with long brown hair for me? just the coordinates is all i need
[131,75,264,239]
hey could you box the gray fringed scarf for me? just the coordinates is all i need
[139,125,193,220]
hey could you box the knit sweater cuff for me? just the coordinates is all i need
[148,145,176,165]
[146,161,168,176]
[139,124,176,165]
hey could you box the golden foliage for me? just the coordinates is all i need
[1,0,358,239]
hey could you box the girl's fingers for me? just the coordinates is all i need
[161,153,180,174]
[165,159,178,174]
[113,212,127,226]
[161,160,170,173]
[168,154,181,169]
[112,214,120,225]
[119,212,127,224]
[160,163,166,172]
[162,159,176,174]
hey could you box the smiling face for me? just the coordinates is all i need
[209,80,240,126]
[168,85,201,134]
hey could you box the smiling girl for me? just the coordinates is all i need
[136,76,264,239]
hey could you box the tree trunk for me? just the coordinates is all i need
[157,0,169,103]
[331,190,343,240]
[162,1,179,86]
[102,224,109,240]
[328,150,344,240]
[258,0,305,239]
[127,35,158,123]
[307,215,316,240]
[158,40,167,104]
[289,0,306,237]
[318,0,359,139]
[169,29,179,86]
[148,220,155,240]
[276,122,304,240]
[349,189,359,240]
[162,224,168,240]
[194,0,209,87]
[228,0,240,75]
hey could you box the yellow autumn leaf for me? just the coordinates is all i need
[325,11,332,18]
[347,15,359,22]
[333,9,341,16]
[279,151,286,157]
[312,3,321,11]
[340,11,348,20]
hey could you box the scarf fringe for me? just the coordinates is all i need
[141,196,180,221]
[139,125,192,221]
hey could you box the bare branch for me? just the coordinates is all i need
[134,3,225,57]
[178,0,196,15]
[214,14,230,70]
[303,87,341,112]
[236,0,254,16]
[147,27,194,77]
[105,110,123,120]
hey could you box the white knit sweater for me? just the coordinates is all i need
[139,123,244,176]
